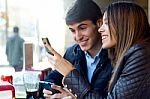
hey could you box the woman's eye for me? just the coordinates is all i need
[104,21,108,25]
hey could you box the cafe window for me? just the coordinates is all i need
[0,0,69,67]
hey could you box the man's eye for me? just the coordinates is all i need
[79,26,86,30]
[70,29,75,33]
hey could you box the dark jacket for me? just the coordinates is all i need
[108,44,150,99]
[45,44,112,99]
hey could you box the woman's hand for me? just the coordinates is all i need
[44,42,75,77]
[43,84,76,99]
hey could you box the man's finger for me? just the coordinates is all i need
[50,93,64,99]
[44,93,51,98]
[46,44,61,58]
[43,89,53,95]
[51,84,67,94]
[62,96,73,99]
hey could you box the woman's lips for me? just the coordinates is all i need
[101,35,108,43]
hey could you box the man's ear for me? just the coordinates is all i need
[96,18,102,28]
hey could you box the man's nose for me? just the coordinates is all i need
[75,31,82,40]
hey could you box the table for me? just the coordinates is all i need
[13,66,52,99]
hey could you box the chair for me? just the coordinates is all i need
[0,66,15,99]
[0,82,15,99]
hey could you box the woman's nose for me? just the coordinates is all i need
[98,26,103,34]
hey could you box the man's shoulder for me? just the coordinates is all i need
[15,36,24,43]
[64,44,85,62]
[65,44,83,55]
[17,35,24,40]
[66,44,80,50]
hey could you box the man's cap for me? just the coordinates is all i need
[65,0,102,25]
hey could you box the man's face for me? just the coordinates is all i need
[68,20,101,52]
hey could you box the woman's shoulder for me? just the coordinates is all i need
[124,44,150,65]
[126,43,149,56]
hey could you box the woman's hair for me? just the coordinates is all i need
[106,1,150,91]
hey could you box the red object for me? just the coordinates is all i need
[39,68,52,80]
[1,75,13,84]
[0,66,15,84]
[0,82,15,99]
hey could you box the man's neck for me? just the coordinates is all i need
[87,46,101,58]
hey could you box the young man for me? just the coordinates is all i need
[42,0,112,98]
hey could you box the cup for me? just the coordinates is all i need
[23,71,41,92]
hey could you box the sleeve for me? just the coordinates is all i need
[63,46,90,98]
[64,69,90,98]
[108,47,150,99]
[39,70,63,98]
[44,70,63,87]
[64,69,106,99]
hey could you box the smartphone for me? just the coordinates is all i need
[42,38,54,56]
[39,81,60,94]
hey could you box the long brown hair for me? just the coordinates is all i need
[106,1,150,91]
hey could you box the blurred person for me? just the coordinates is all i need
[44,1,150,99]
[42,0,112,99]
[6,26,24,71]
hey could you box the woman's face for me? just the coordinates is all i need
[98,12,117,49]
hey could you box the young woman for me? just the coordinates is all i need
[44,1,150,99]
[99,1,150,98]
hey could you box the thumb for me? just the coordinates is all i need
[62,96,73,99]
[45,43,61,58]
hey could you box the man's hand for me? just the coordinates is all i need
[44,43,75,77]
[43,84,77,99]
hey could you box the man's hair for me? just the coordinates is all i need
[13,26,19,33]
[65,0,102,25]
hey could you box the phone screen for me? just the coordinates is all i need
[39,81,52,90]
[42,38,54,56]
[39,81,60,94]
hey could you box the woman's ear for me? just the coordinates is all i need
[96,18,102,28]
